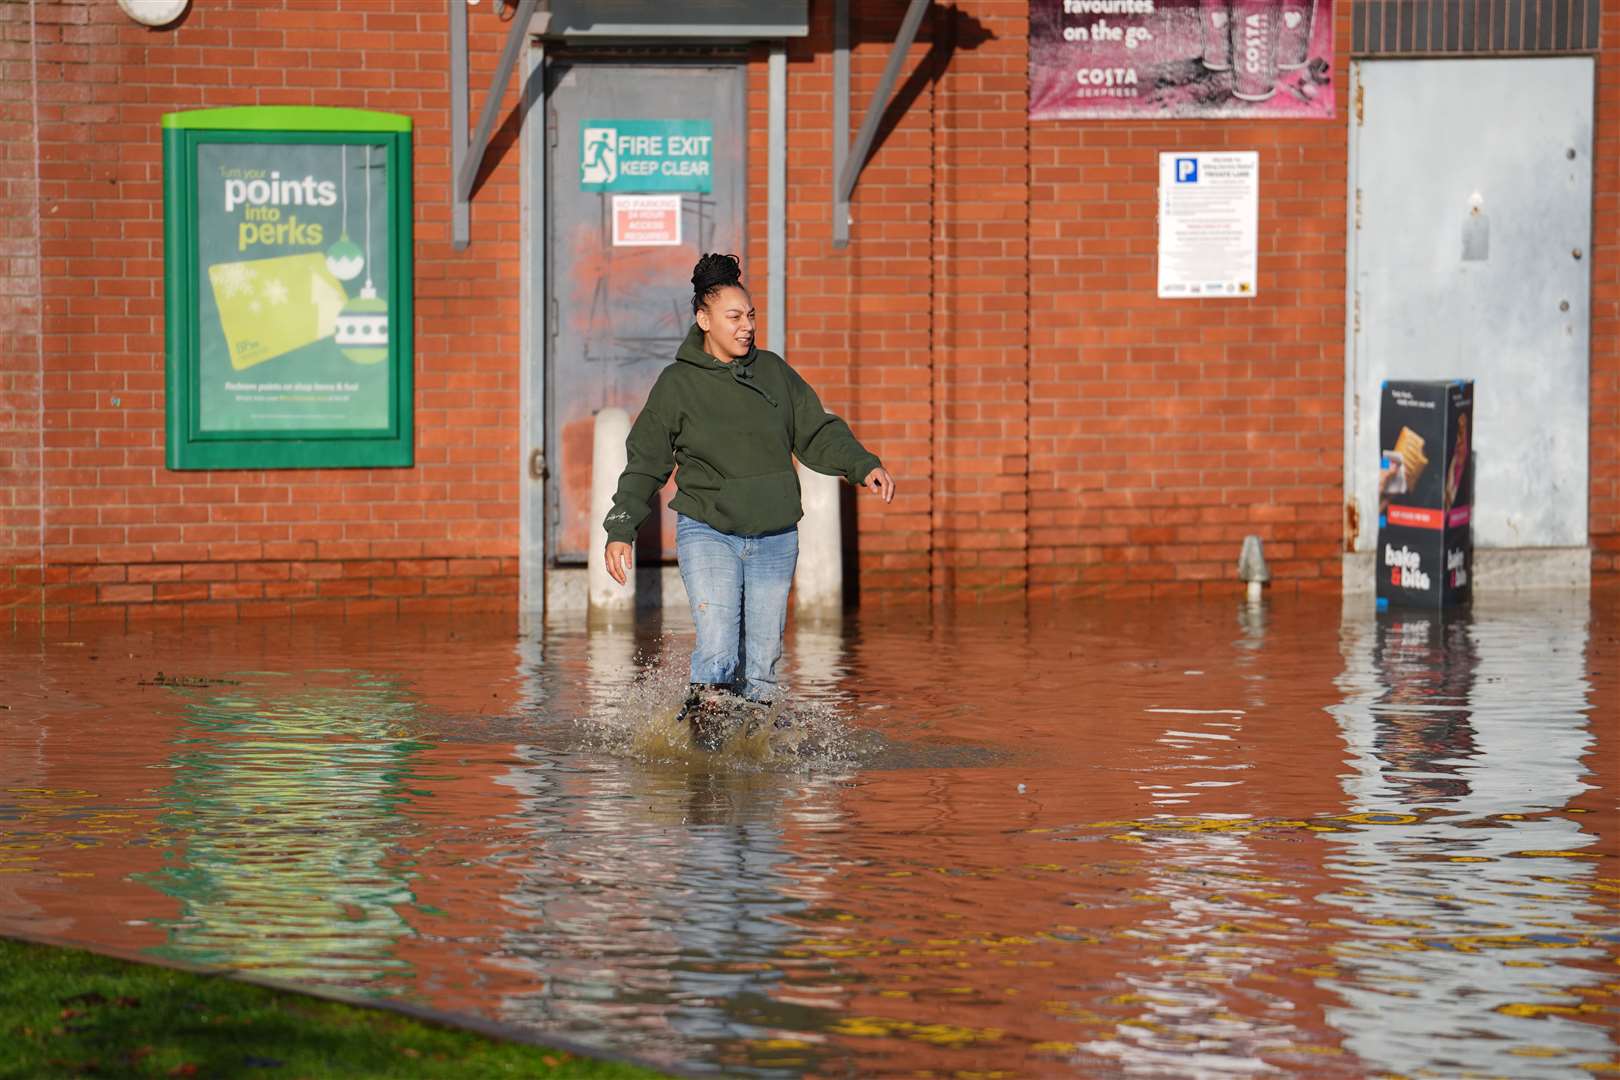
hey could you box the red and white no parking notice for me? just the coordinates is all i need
[611,195,682,246]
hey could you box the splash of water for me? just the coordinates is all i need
[575,653,867,772]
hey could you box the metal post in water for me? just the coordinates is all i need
[1238,534,1270,604]
[795,464,843,613]
[589,407,634,617]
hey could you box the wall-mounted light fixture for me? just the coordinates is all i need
[116,0,191,29]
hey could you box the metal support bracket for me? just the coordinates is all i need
[833,0,930,248]
[452,0,543,249]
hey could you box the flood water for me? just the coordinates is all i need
[2,595,1616,1078]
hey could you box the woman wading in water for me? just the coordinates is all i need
[603,254,894,749]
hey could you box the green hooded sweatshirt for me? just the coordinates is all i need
[603,324,882,543]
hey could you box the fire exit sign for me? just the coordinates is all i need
[579,119,713,193]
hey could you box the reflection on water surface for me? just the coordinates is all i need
[1,597,1615,1077]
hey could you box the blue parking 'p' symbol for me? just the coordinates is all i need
[1175,158,1199,183]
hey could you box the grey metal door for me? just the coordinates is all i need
[546,60,745,564]
[1347,58,1592,552]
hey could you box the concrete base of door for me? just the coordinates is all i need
[544,565,690,620]
[1342,547,1592,597]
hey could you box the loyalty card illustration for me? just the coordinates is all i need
[196,141,393,432]
[208,253,348,371]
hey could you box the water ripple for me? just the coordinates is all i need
[0,597,1615,1077]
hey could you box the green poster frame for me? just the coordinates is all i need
[162,107,414,469]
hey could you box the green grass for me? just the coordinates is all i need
[0,936,670,1079]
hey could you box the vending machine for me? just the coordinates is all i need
[1375,380,1474,611]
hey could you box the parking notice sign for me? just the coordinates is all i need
[580,119,713,193]
[611,195,682,246]
[1157,150,1259,298]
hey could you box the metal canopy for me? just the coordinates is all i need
[451,0,540,249]
[833,0,931,247]
[449,0,928,250]
[450,0,809,248]
[545,0,809,39]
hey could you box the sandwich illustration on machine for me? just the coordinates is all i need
[1379,425,1429,505]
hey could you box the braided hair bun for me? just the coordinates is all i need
[691,253,744,315]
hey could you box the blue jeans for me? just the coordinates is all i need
[676,513,798,702]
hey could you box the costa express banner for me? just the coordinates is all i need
[163,107,413,470]
[1030,0,1336,119]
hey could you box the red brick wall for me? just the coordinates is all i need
[0,0,45,619]
[5,0,1618,623]
[777,0,1343,603]
[1026,6,1351,599]
[780,0,1617,602]
[761,1,1033,603]
[6,0,521,626]
[1592,6,1620,576]
[930,2,1032,597]
[755,4,946,600]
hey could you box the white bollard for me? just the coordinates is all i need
[589,407,634,617]
[794,462,843,612]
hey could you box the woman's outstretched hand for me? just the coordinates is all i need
[604,541,634,586]
[862,467,895,504]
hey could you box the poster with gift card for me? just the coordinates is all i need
[163,108,413,469]
[1029,0,1336,120]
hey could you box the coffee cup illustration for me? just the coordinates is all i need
[1278,0,1314,70]
[1231,0,1284,102]
[1200,0,1234,71]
